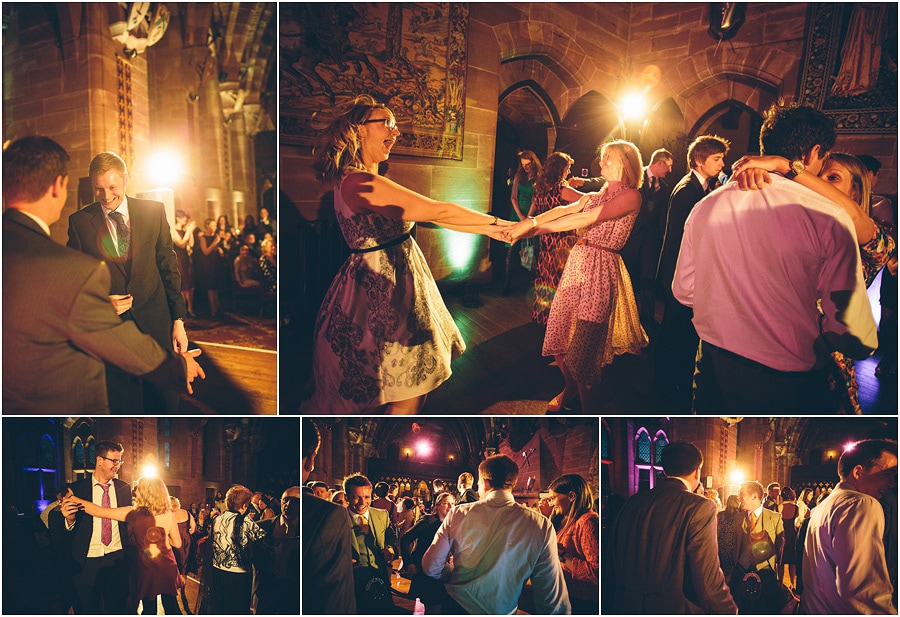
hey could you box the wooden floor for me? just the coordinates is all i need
[178,310,277,414]
[422,274,896,415]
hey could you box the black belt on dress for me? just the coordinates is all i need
[349,232,411,253]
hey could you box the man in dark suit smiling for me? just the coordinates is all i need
[67,151,189,412]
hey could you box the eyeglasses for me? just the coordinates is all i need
[362,117,398,131]
[97,455,124,467]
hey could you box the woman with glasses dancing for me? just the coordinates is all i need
[300,94,512,414]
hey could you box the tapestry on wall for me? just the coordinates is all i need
[280,3,468,160]
[799,4,897,133]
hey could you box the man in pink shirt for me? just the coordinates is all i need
[673,104,877,412]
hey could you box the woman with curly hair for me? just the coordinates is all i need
[68,476,183,614]
[530,152,583,324]
[300,94,511,414]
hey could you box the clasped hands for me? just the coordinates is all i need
[486,217,537,244]
[729,155,787,191]
[59,489,85,522]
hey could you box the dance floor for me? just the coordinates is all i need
[180,311,277,414]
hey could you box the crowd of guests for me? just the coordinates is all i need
[300,94,895,414]
[172,208,277,318]
[3,440,298,615]
[604,438,897,614]
[303,418,598,614]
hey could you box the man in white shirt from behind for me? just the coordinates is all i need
[422,454,570,614]
[803,438,897,614]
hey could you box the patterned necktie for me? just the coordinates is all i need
[100,484,112,546]
[358,515,370,536]
[748,511,757,531]
[108,211,130,258]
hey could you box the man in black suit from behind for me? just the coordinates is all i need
[654,135,729,410]
[607,441,737,614]
[49,441,131,614]
[302,418,356,615]
[621,148,674,329]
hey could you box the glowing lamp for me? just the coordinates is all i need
[145,149,184,187]
[141,463,159,478]
[619,93,648,121]
[729,469,745,484]
[843,442,857,452]
[415,440,433,458]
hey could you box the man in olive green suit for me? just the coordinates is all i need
[344,472,397,613]
[731,480,785,614]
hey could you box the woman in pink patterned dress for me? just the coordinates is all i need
[508,141,648,412]
[530,152,583,324]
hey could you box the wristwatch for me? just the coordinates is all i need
[784,159,806,180]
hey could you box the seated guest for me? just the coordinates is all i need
[233,244,262,289]
[259,238,276,293]
[546,474,599,614]
[422,455,570,614]
[400,492,456,613]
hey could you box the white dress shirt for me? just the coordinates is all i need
[673,176,877,371]
[802,480,895,614]
[86,478,122,557]
[421,489,570,615]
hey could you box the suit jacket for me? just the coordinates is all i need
[2,209,186,413]
[738,507,785,572]
[609,478,737,614]
[302,494,357,614]
[348,506,395,576]
[67,197,185,351]
[633,167,671,236]
[657,171,707,295]
[49,475,132,569]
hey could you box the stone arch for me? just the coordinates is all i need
[669,48,793,135]
[494,20,600,121]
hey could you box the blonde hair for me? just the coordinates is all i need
[601,141,643,189]
[134,477,172,516]
[226,484,253,511]
[170,496,181,511]
[824,152,872,216]
[312,94,390,185]
[89,152,127,178]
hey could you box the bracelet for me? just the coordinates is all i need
[490,216,498,226]
[529,216,537,228]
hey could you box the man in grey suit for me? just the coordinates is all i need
[608,441,737,614]
[67,151,189,413]
[2,136,204,413]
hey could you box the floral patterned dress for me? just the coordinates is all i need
[829,220,897,413]
[300,170,465,413]
[542,186,648,384]
[532,183,578,324]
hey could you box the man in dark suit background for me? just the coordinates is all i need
[254,486,300,614]
[654,135,729,410]
[50,441,131,614]
[67,151,189,413]
[2,136,204,413]
[302,419,356,615]
[621,148,674,330]
[607,441,737,614]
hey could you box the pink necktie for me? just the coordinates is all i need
[100,484,112,546]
